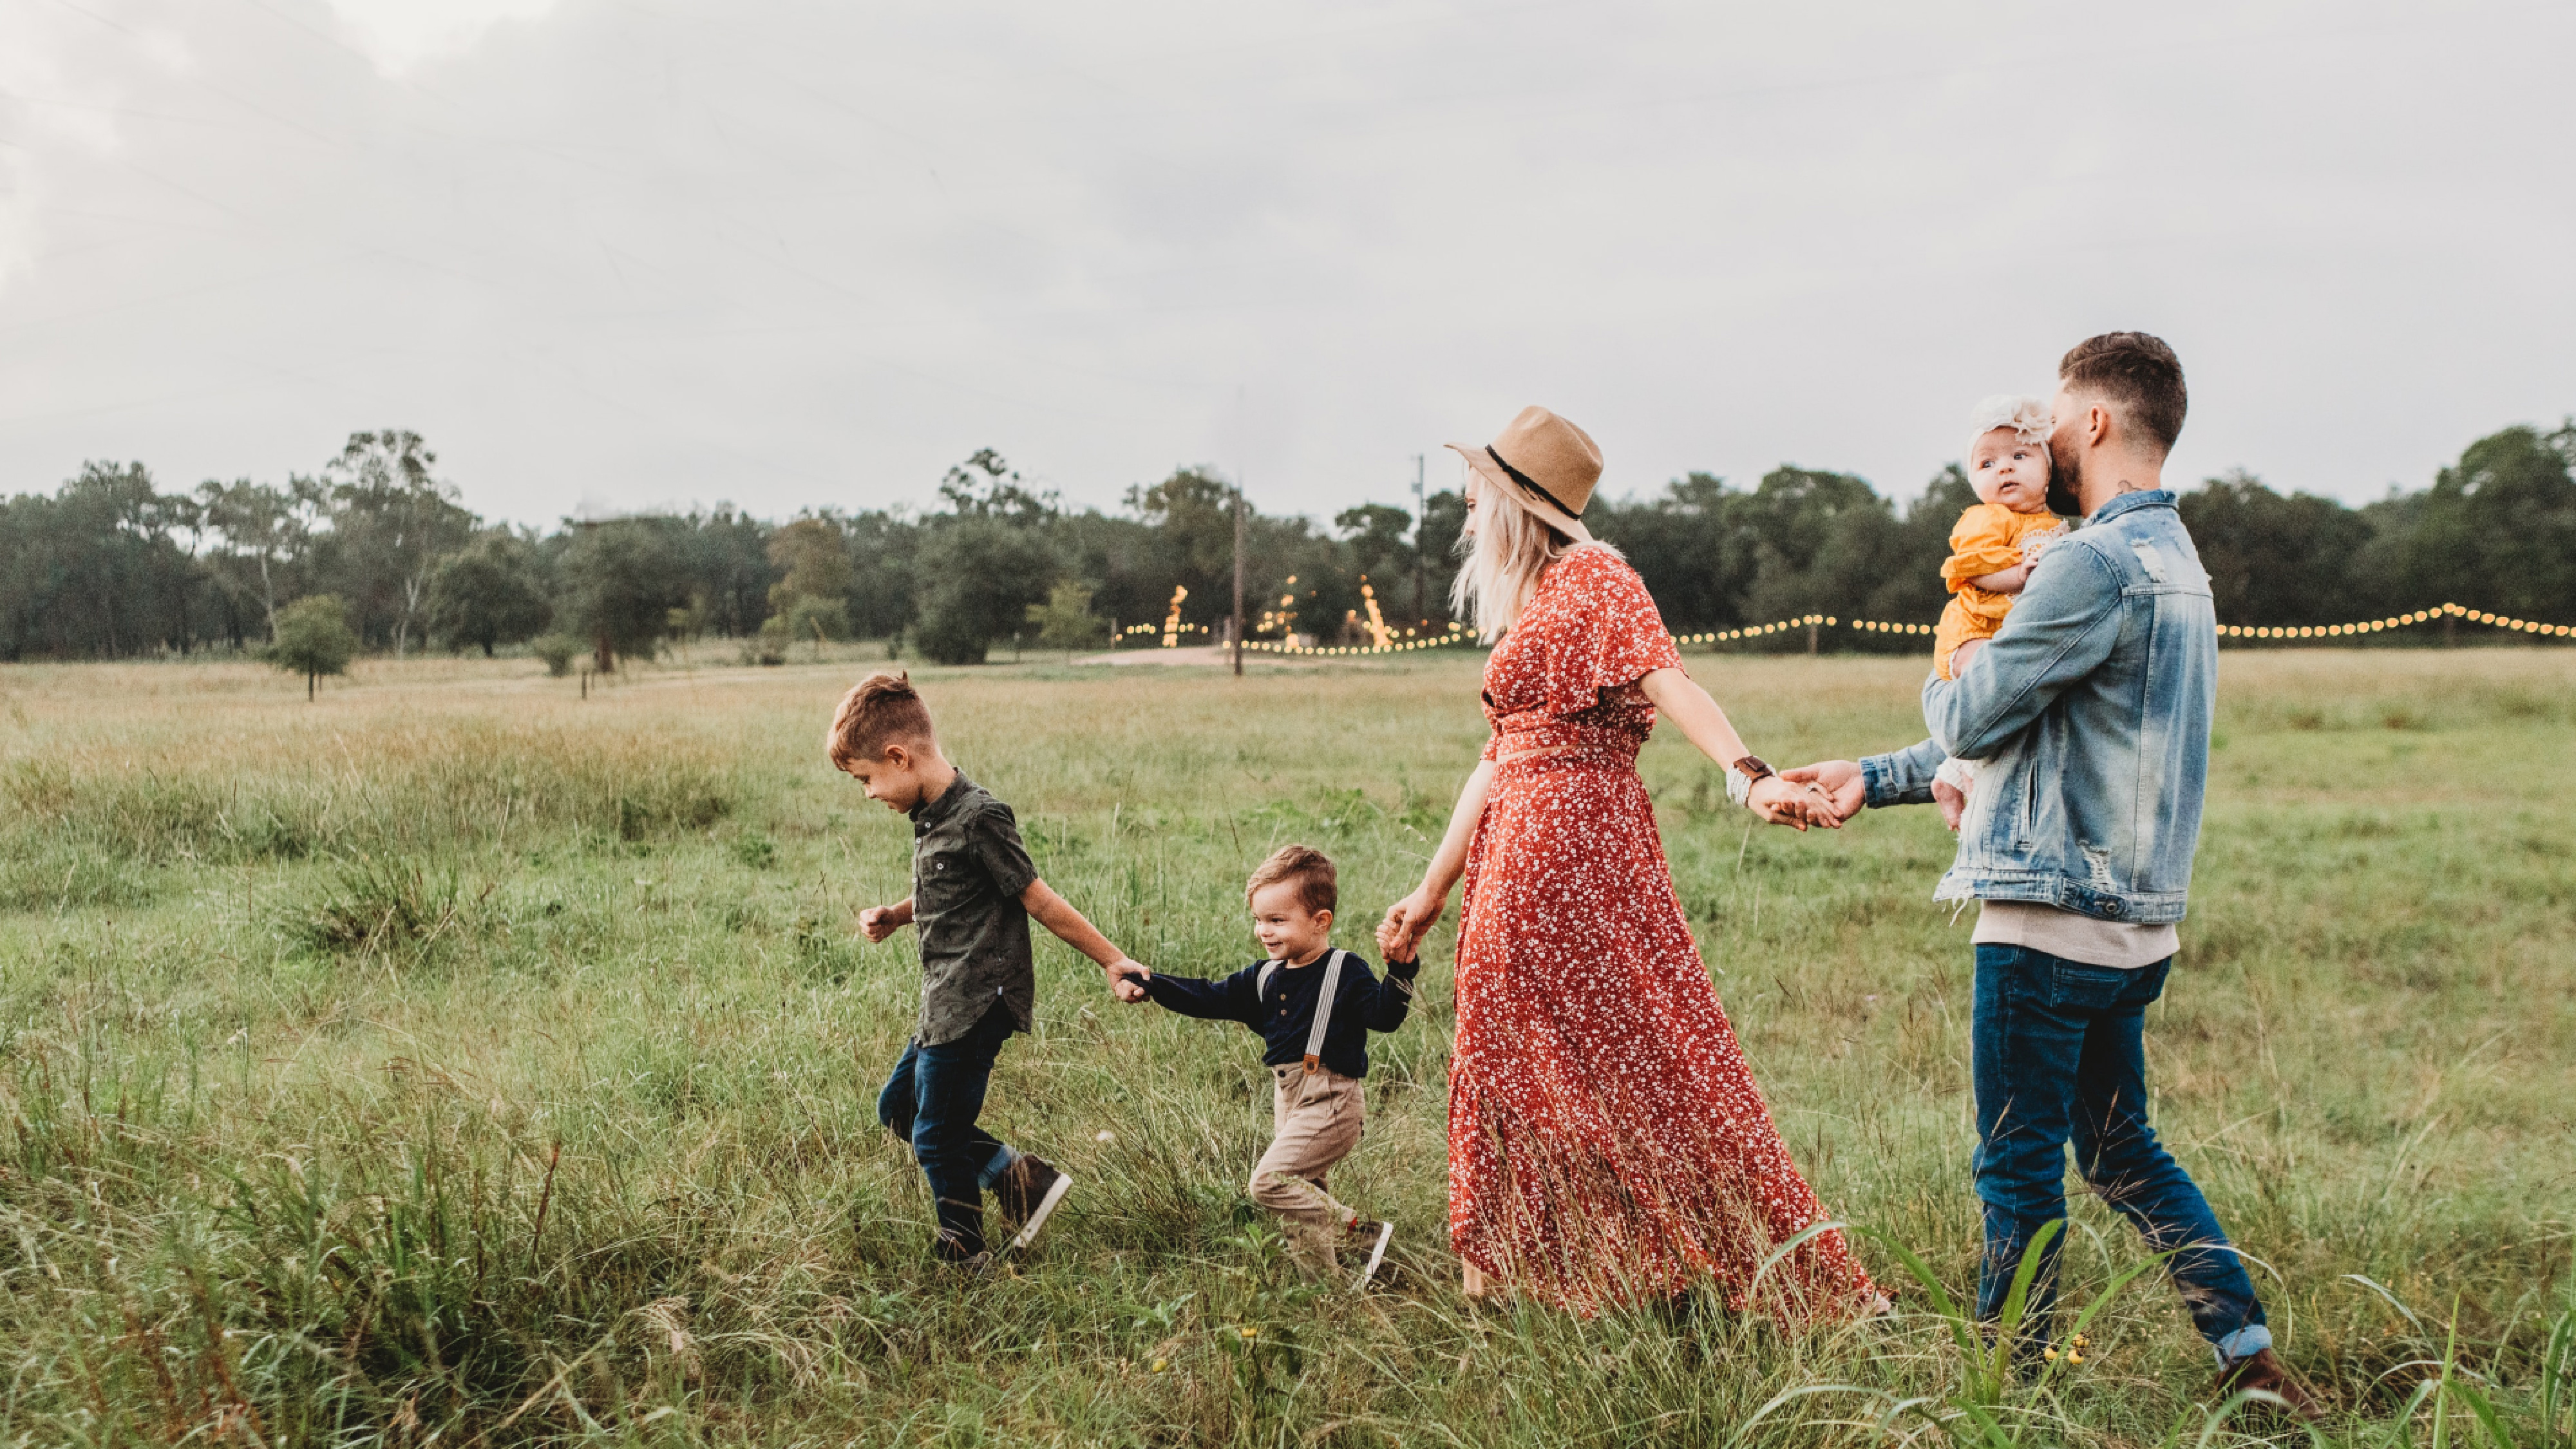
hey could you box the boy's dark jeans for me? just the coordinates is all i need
[1972,945,2271,1361]
[877,999,1020,1258]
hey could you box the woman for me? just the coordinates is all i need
[1378,405,1879,1315]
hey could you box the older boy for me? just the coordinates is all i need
[831,670,1149,1270]
[1115,845,1417,1283]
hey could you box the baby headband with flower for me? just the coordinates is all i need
[1969,394,2052,446]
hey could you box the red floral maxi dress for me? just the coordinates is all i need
[1448,546,1878,1314]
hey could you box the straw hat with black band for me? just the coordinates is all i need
[1445,405,1599,545]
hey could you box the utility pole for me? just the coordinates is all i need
[1231,479,1246,677]
[1410,453,1426,625]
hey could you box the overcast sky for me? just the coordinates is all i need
[3,0,2570,527]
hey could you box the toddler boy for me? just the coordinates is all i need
[1113,844,1416,1285]
[832,671,1150,1270]
[1931,395,2069,827]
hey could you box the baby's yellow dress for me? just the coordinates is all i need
[1933,503,2067,679]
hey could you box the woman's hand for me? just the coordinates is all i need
[1378,887,1447,960]
[1749,775,1842,829]
[1778,761,1864,820]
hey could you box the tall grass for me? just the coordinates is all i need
[1,649,2570,1444]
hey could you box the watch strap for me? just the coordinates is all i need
[1725,755,1774,809]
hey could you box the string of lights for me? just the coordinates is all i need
[2216,601,2572,640]
[1212,600,2569,657]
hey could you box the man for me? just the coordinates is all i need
[1789,332,2313,1410]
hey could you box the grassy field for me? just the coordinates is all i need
[2,646,2571,1448]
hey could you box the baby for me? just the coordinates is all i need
[1930,395,2067,828]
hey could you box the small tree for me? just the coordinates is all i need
[562,518,690,671]
[426,533,551,656]
[913,518,1056,665]
[269,594,357,699]
[1025,581,1107,659]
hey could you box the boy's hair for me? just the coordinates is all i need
[1245,844,1336,916]
[826,671,936,766]
[2058,332,2187,457]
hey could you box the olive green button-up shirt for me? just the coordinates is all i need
[908,773,1040,1045]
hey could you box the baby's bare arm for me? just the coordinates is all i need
[1968,562,2032,594]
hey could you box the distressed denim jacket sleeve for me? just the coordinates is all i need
[1860,544,2121,806]
[1923,540,2125,759]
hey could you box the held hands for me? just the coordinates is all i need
[1747,773,1845,830]
[1777,760,1866,823]
[1104,958,1151,1004]
[1376,887,1446,963]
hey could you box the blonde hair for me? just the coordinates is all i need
[1969,394,2053,448]
[1246,843,1336,915]
[1449,471,1618,641]
[825,670,936,766]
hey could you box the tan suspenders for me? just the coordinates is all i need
[1256,949,1349,1073]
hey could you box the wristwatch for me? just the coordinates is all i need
[1725,755,1776,808]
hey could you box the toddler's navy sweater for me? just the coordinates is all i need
[1141,950,1417,1079]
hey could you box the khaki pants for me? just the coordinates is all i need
[1248,1063,1365,1274]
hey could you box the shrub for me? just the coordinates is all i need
[531,634,582,676]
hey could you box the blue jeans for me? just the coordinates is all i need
[1973,946,2269,1361]
[876,999,1021,1258]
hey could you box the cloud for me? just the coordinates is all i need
[0,6,137,291]
[323,0,557,73]
[0,1,2568,527]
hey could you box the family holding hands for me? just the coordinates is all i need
[837,330,2313,1412]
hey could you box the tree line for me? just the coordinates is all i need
[3,419,2570,667]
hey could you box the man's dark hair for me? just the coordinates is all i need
[2058,332,2188,457]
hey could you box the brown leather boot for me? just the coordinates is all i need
[2214,1348,2322,1419]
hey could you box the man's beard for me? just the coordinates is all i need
[2046,450,2084,517]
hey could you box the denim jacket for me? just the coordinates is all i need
[1861,489,2215,925]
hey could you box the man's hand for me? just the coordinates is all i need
[1104,958,1151,1004]
[1933,779,1966,833]
[1748,774,1842,829]
[1779,760,1865,822]
[1949,637,1987,674]
[858,900,914,943]
[1378,888,1446,961]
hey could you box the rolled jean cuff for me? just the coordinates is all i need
[2213,1324,2272,1364]
[978,1144,1020,1191]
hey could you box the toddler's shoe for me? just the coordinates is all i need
[994,1154,1073,1251]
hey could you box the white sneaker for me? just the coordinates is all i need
[1003,1158,1073,1252]
[1353,1220,1394,1289]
